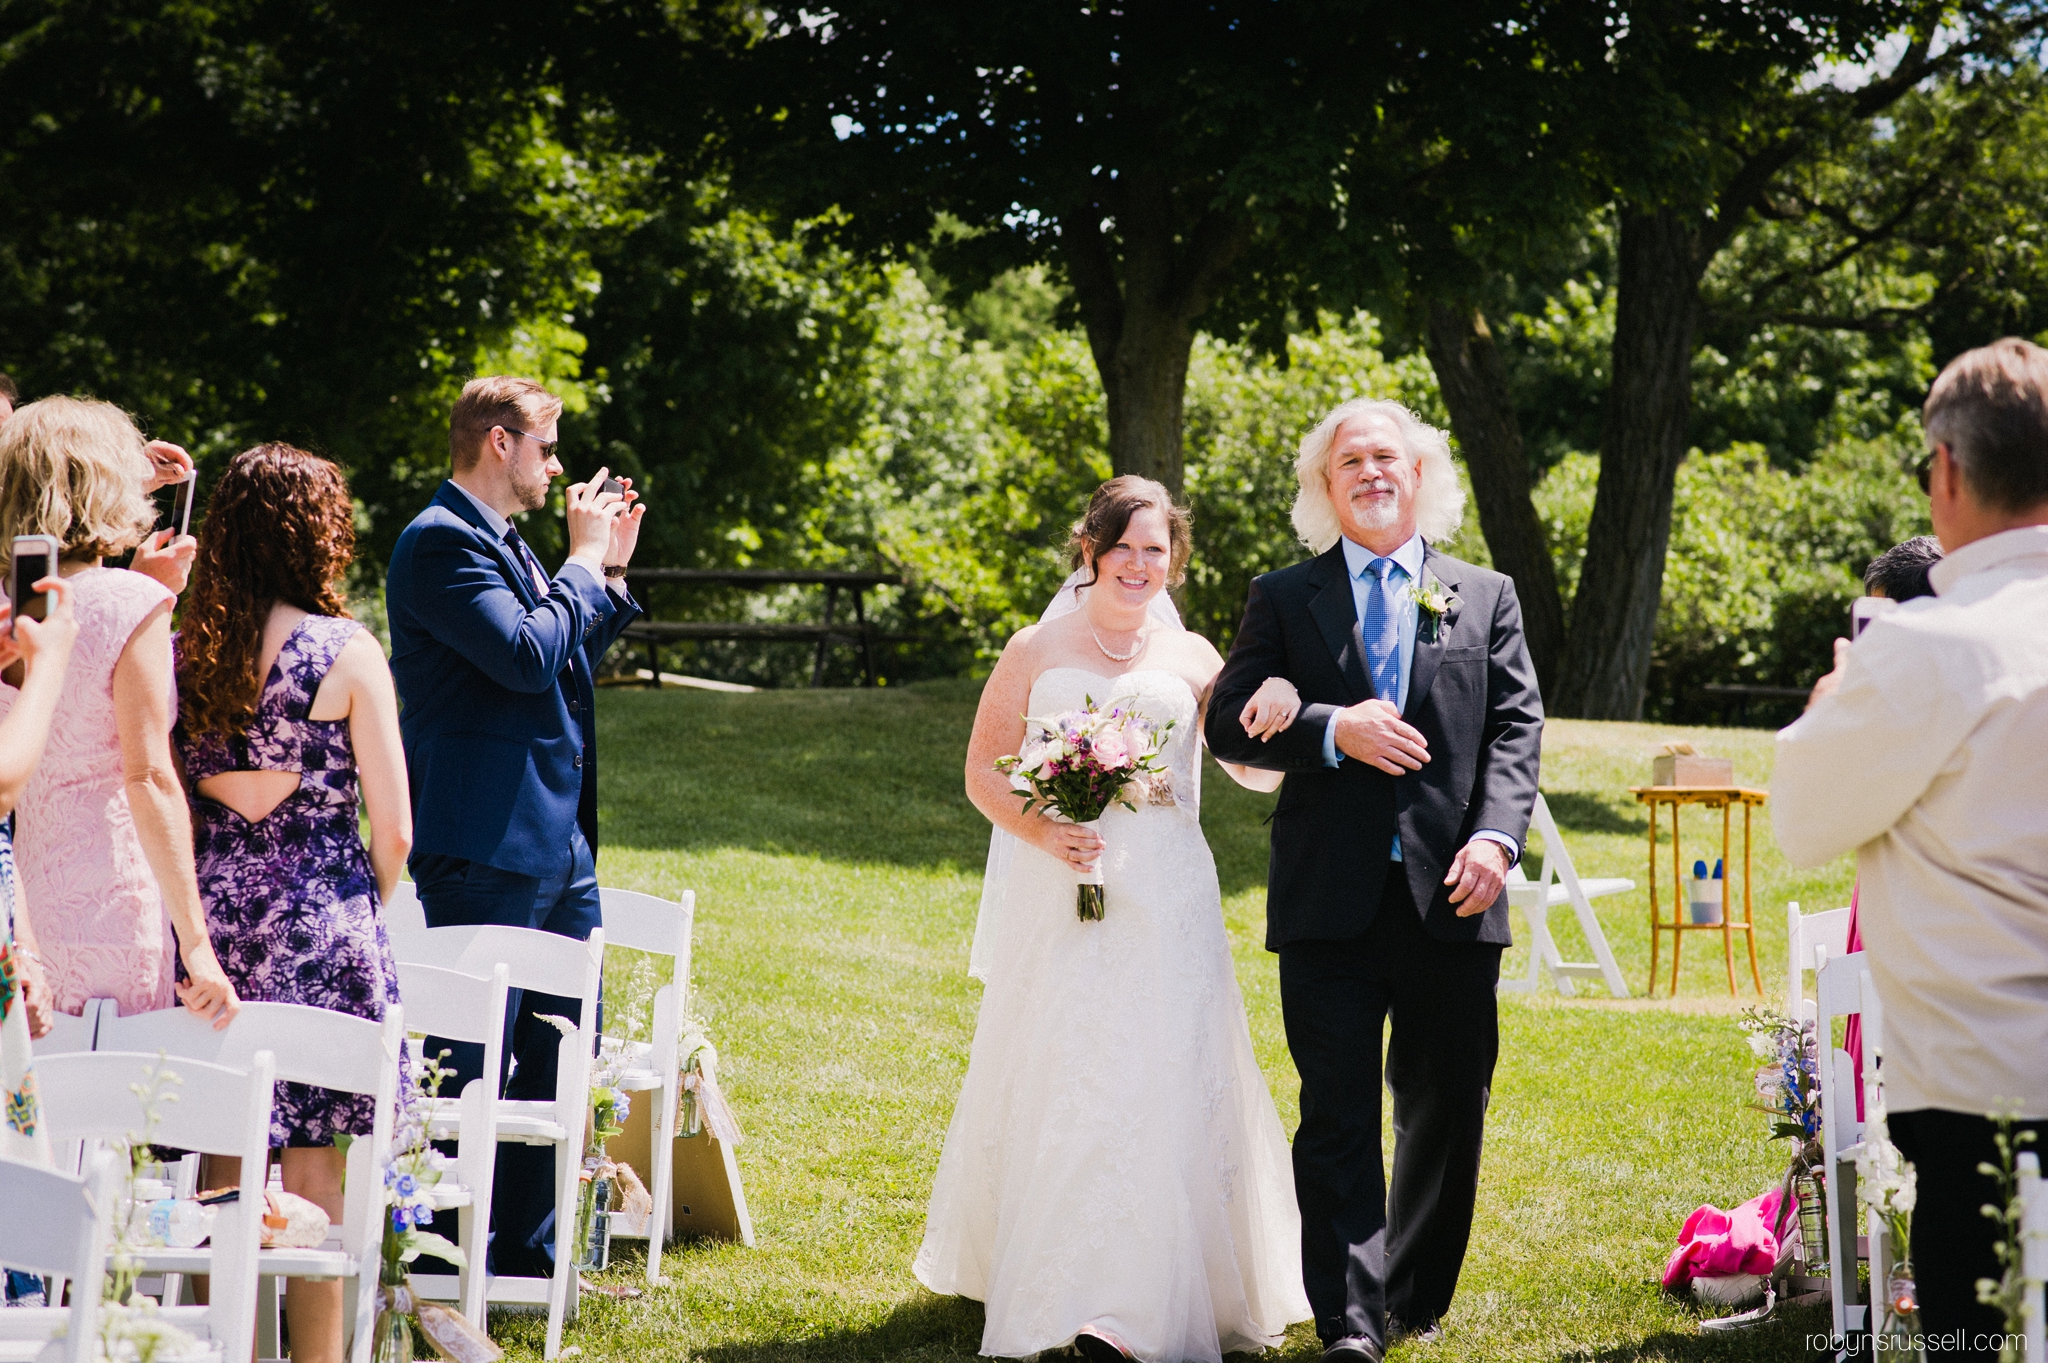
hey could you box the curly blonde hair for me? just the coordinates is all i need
[0,396,157,560]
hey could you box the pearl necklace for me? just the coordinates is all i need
[1090,623,1148,663]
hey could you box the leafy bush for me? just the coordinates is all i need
[1535,438,1931,724]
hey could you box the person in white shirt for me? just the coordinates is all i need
[1775,337,2048,1355]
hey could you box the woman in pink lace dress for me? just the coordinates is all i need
[0,397,238,1024]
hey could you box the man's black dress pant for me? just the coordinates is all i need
[1279,872,1501,1351]
[1889,1108,2048,1360]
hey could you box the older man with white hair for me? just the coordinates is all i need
[1206,398,1543,1361]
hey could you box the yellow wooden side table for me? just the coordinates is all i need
[1629,785,1770,998]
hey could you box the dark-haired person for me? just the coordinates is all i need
[384,375,642,1278]
[1777,338,2048,1356]
[1863,534,1943,604]
[1838,533,1945,1123]
[918,476,1310,1363]
[173,444,411,1363]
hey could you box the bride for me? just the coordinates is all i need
[915,476,1312,1363]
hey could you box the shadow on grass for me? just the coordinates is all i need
[595,683,994,872]
[698,1293,985,1363]
[1553,1301,1833,1362]
[1543,789,1649,837]
[595,681,1286,890]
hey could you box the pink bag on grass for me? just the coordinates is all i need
[1662,1186,1785,1291]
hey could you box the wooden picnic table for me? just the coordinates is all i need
[619,569,912,687]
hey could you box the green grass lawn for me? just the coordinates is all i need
[497,681,1858,1363]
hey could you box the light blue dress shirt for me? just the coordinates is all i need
[1319,534,1520,867]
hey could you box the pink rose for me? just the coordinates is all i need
[1093,735,1132,769]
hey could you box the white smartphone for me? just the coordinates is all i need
[10,534,61,634]
[161,470,198,538]
[1851,595,1897,639]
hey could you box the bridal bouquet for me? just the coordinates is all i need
[996,696,1174,921]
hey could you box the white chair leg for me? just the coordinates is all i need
[256,1275,282,1360]
[544,1133,578,1359]
[647,1076,675,1284]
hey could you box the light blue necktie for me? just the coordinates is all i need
[1362,557,1401,707]
[1362,557,1406,864]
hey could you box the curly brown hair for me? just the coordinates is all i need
[178,443,355,740]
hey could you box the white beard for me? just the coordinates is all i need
[1353,485,1404,530]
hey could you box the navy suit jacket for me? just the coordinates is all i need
[386,482,639,877]
[1204,542,1543,950]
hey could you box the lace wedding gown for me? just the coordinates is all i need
[916,667,1310,1362]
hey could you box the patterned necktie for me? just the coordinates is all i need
[503,526,548,596]
[1362,556,1401,707]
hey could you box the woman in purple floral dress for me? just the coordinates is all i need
[174,444,412,1363]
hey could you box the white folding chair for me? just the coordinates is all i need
[1784,900,1853,1024]
[597,885,695,1282]
[388,924,603,1360]
[0,1150,122,1363]
[2019,1149,2047,1363]
[33,1049,275,1363]
[385,880,425,934]
[29,997,109,1058]
[1814,947,1876,1342]
[95,1003,405,1363]
[1498,792,1632,997]
[393,959,510,1328]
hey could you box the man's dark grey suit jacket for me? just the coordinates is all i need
[1205,541,1544,950]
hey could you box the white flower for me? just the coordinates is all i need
[1745,1032,1775,1058]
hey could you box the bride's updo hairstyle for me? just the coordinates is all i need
[1068,475,1193,590]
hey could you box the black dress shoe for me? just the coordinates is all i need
[1320,1337,1383,1363]
[1072,1326,1133,1363]
[1389,1316,1442,1345]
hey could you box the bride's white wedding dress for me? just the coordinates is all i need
[916,667,1310,1362]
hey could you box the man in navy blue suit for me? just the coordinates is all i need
[385,375,644,1274]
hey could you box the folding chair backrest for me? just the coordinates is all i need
[395,962,510,1048]
[98,1002,402,1105]
[96,1001,404,1318]
[389,924,604,1005]
[31,998,106,1057]
[601,885,693,1040]
[385,881,427,934]
[2019,1151,2047,1363]
[1785,901,1854,1022]
[1526,792,1570,887]
[34,1049,274,1363]
[0,1149,121,1363]
[1812,946,1875,1340]
[598,887,693,964]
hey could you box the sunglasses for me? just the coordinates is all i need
[499,427,559,456]
[1915,449,1935,494]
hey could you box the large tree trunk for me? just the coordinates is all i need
[1062,171,1249,497]
[1551,209,1704,720]
[1098,302,1195,492]
[1422,300,1568,694]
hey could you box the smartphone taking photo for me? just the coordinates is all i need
[10,534,60,634]
[160,470,198,538]
[1851,595,1897,639]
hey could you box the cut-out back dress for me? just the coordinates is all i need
[176,615,402,1146]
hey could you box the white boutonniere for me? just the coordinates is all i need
[1412,575,1461,644]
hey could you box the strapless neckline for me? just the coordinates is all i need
[1033,665,1191,693]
